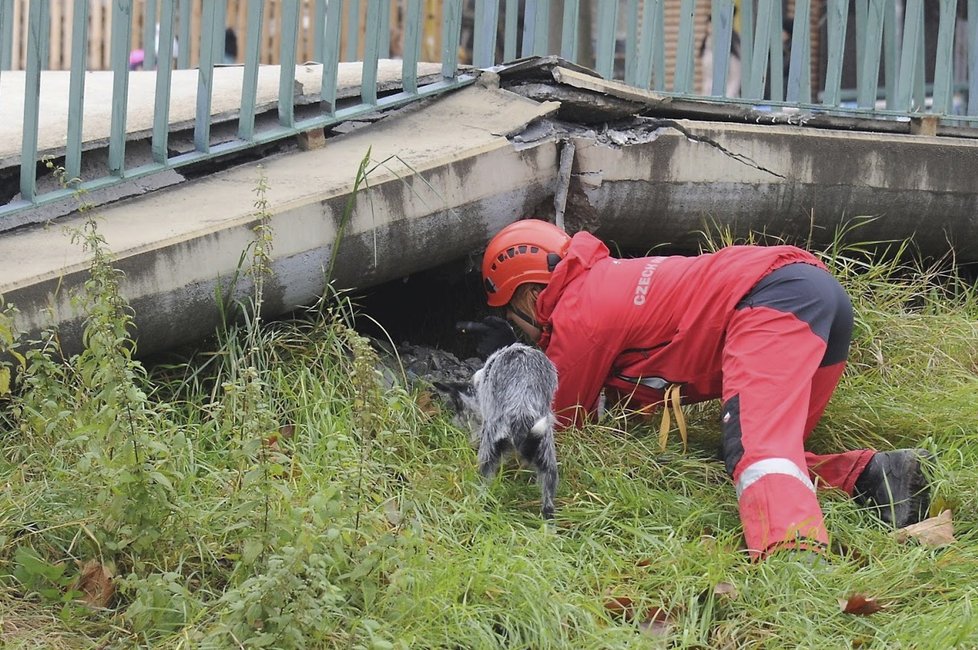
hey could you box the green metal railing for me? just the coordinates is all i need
[1,0,474,222]
[3,0,978,223]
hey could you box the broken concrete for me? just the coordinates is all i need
[1,82,560,358]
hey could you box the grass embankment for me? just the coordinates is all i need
[1,222,977,649]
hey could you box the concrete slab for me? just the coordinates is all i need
[0,60,446,165]
[1,81,559,357]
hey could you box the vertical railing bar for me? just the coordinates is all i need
[745,0,773,99]
[278,0,300,125]
[213,2,228,63]
[882,0,897,108]
[0,0,12,71]
[19,0,48,202]
[739,0,754,93]
[152,0,176,164]
[178,0,191,69]
[932,0,956,115]
[767,0,784,100]
[108,0,133,176]
[854,0,866,90]
[504,0,518,61]
[143,0,158,69]
[346,0,361,60]
[473,0,499,67]
[624,0,639,85]
[969,0,978,115]
[710,0,734,97]
[673,0,697,93]
[194,0,219,152]
[595,1,617,79]
[786,0,810,102]
[801,8,812,103]
[635,0,657,89]
[66,0,90,180]
[912,4,925,112]
[560,0,579,62]
[532,0,549,56]
[379,0,391,58]
[441,0,461,78]
[651,0,665,90]
[520,0,536,57]
[822,0,848,106]
[856,0,884,108]
[402,0,421,93]
[897,0,923,110]
[240,0,265,138]
[314,0,327,60]
[362,0,382,105]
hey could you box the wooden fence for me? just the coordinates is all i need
[2,0,448,71]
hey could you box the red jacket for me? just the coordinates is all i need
[536,232,824,428]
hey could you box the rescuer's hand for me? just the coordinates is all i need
[456,316,518,359]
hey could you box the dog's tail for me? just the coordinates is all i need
[530,415,550,437]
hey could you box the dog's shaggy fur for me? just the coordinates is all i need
[436,343,559,518]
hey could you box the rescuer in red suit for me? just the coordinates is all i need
[476,219,932,559]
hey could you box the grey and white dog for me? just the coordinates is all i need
[435,343,559,518]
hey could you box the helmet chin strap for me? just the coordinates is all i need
[509,304,537,328]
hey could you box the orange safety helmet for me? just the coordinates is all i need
[482,219,572,307]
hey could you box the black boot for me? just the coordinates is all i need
[854,449,932,528]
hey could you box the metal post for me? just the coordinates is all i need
[279,0,300,126]
[560,0,579,62]
[20,0,49,202]
[362,0,383,105]
[323,0,344,108]
[822,0,849,106]
[595,1,618,79]
[239,0,264,139]
[504,0,518,61]
[143,0,158,69]
[441,0,461,79]
[66,0,90,180]
[0,0,14,71]
[521,0,536,57]
[152,0,177,163]
[857,0,885,109]
[673,0,697,93]
[473,0,500,68]
[707,0,735,96]
[108,0,133,176]
[932,0,957,115]
[178,0,191,69]
[194,0,220,152]
[897,0,923,110]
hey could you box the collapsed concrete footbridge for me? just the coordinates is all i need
[3,56,978,358]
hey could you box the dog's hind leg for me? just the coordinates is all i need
[477,424,511,480]
[518,426,559,519]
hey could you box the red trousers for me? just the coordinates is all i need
[720,263,875,558]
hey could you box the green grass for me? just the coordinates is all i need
[2,227,978,649]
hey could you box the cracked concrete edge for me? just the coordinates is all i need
[2,83,562,358]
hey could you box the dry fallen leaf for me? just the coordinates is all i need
[638,607,675,638]
[415,391,442,417]
[839,593,885,616]
[603,596,635,621]
[73,559,115,608]
[713,581,738,600]
[894,509,956,548]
